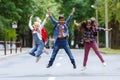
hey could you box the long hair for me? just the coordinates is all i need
[90,17,98,37]
[90,17,98,32]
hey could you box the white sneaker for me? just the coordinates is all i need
[36,57,41,63]
[42,49,49,55]
[81,66,86,71]
[103,62,107,67]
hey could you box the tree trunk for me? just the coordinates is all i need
[110,21,120,49]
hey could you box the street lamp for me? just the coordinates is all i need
[105,0,109,48]
[91,5,98,21]
[91,5,99,47]
[12,21,18,53]
[12,21,17,29]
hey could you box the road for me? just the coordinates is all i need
[0,48,120,80]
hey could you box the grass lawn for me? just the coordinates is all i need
[99,48,120,54]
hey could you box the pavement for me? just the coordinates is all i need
[0,48,120,80]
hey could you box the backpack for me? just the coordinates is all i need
[41,27,48,43]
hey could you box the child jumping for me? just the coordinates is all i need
[74,19,112,71]
[35,17,49,54]
[29,14,49,63]
[46,8,76,69]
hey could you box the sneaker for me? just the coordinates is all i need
[73,64,76,69]
[36,57,41,63]
[42,49,49,55]
[46,63,52,68]
[81,66,86,71]
[103,62,107,67]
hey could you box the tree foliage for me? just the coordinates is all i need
[0,0,21,40]
[96,0,120,48]
[96,0,120,26]
[1,0,119,48]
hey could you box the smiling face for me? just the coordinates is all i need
[86,20,92,29]
[58,15,65,25]
[86,23,92,29]
[59,18,65,25]
[33,22,40,30]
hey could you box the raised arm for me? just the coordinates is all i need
[29,15,33,30]
[39,14,49,29]
[48,8,58,25]
[74,20,83,30]
[103,28,112,31]
[74,20,79,26]
[97,27,112,31]
[66,8,75,23]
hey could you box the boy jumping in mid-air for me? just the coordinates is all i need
[46,8,76,69]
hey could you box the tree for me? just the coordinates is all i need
[0,0,20,41]
[96,0,120,49]
[0,0,61,47]
[0,0,35,47]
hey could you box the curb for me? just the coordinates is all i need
[0,48,30,61]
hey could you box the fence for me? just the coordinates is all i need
[0,41,22,55]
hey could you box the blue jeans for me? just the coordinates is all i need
[29,43,44,57]
[48,38,76,66]
[29,33,44,57]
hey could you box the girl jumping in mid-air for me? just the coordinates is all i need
[29,14,49,62]
[74,18,112,71]
[35,17,49,54]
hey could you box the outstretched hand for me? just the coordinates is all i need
[30,15,33,20]
[45,14,49,19]
[85,39,90,43]
[74,20,76,24]
[109,28,112,31]
[72,8,75,14]
[74,20,79,26]
[47,8,51,16]
[104,28,112,31]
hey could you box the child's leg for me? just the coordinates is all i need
[42,47,49,54]
[29,45,37,56]
[63,41,76,69]
[35,44,44,57]
[35,42,44,62]
[47,41,60,68]
[92,41,105,63]
[83,43,91,67]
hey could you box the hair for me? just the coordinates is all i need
[90,18,98,36]
[35,17,41,23]
[79,21,86,33]
[80,20,92,31]
[81,19,98,37]
[90,17,98,27]
[90,17,96,22]
[86,20,92,24]
[58,15,64,20]
[81,21,86,28]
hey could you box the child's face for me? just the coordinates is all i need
[59,18,65,25]
[86,23,92,29]
[33,22,39,29]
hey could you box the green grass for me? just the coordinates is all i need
[99,48,120,54]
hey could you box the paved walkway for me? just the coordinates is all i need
[0,48,120,80]
[0,48,29,61]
